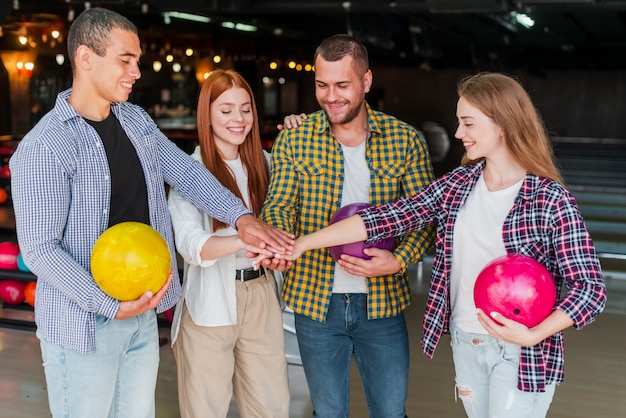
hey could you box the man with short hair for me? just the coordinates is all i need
[261,34,435,417]
[10,7,292,418]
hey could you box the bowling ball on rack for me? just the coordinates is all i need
[0,279,26,305]
[17,253,31,272]
[0,188,8,205]
[0,164,10,179]
[473,254,556,328]
[0,242,20,270]
[90,222,171,301]
[327,202,395,262]
[24,281,36,307]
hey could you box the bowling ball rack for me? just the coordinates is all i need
[0,268,37,331]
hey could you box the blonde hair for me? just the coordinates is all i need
[458,72,563,184]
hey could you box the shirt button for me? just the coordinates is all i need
[104,175,109,180]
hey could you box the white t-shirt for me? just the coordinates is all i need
[333,140,370,294]
[224,157,254,270]
[450,173,523,334]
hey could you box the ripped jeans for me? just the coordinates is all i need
[449,322,555,418]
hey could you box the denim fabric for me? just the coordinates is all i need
[38,310,160,418]
[294,293,409,418]
[450,322,556,418]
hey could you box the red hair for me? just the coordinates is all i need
[196,70,269,231]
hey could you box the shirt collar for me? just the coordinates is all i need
[55,87,122,123]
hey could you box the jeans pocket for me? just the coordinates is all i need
[95,314,110,328]
[497,340,521,364]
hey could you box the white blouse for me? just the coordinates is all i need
[167,146,279,344]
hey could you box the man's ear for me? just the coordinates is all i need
[363,69,373,94]
[74,45,93,71]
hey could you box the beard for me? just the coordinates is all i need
[322,97,365,125]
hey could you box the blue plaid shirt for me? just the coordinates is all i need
[10,88,251,353]
[359,160,606,392]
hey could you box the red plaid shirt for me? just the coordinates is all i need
[359,160,606,392]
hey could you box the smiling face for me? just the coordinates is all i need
[454,96,506,161]
[87,28,142,105]
[314,55,371,126]
[209,86,254,160]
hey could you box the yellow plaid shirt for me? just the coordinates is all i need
[261,103,435,321]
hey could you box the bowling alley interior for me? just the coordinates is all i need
[1,1,626,417]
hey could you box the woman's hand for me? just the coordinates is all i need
[477,308,574,347]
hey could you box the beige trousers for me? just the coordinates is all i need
[173,273,290,418]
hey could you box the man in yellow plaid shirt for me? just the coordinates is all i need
[260,34,435,417]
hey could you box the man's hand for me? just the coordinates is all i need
[236,214,294,255]
[335,248,401,277]
[252,255,293,272]
[115,271,173,320]
[277,113,307,131]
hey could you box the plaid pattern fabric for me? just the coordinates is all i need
[359,160,606,392]
[261,103,435,322]
[10,88,251,353]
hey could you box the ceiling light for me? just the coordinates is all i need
[162,11,211,24]
[221,21,257,32]
[512,12,534,29]
[235,23,256,32]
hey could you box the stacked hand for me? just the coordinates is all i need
[252,238,402,277]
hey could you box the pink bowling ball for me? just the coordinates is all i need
[0,242,20,270]
[474,254,556,328]
[0,279,26,305]
[327,202,394,262]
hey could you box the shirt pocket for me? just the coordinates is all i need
[514,238,549,266]
[371,162,405,179]
[370,163,405,197]
[294,159,326,177]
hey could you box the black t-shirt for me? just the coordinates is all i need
[86,112,150,227]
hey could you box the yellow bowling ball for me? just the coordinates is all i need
[91,221,171,301]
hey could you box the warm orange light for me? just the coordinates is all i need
[16,60,34,76]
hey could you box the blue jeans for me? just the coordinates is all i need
[38,310,160,418]
[450,322,556,418]
[294,293,409,418]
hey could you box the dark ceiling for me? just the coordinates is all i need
[3,0,626,70]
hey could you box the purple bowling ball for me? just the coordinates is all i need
[327,202,395,262]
